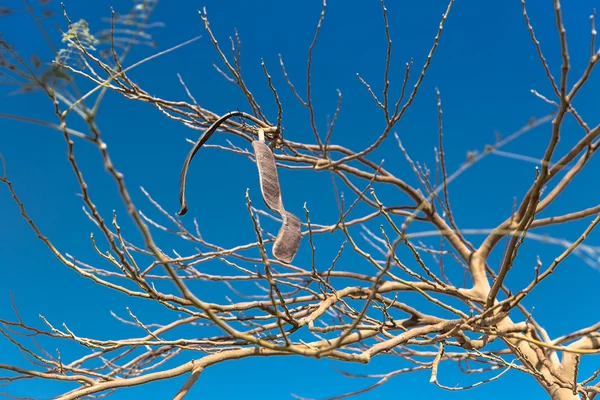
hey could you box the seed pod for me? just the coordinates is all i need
[252,141,284,212]
[272,211,302,264]
[253,141,301,263]
[179,112,246,216]
[178,112,302,264]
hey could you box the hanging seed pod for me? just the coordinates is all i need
[179,112,245,217]
[178,112,301,263]
[273,211,302,264]
[252,141,301,263]
[252,140,284,212]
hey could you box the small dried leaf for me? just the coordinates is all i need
[30,55,41,69]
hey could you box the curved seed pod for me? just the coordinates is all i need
[177,111,301,264]
[252,141,301,263]
[179,111,253,216]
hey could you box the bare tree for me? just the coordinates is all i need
[1,0,599,399]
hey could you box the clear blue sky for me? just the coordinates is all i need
[1,0,599,399]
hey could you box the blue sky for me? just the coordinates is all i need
[1,0,599,399]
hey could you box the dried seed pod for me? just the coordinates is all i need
[177,111,301,264]
[272,211,302,264]
[252,141,284,212]
[252,141,301,263]
[179,112,246,216]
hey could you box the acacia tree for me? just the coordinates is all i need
[1,0,599,399]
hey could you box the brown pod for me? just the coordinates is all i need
[273,211,302,264]
[252,141,284,212]
[252,141,301,263]
[179,111,247,216]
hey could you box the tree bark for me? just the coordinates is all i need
[549,387,579,400]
